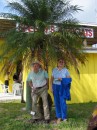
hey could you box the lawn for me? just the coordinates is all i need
[0,101,96,130]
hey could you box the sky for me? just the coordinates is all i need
[0,0,97,24]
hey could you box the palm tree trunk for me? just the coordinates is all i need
[21,82,25,103]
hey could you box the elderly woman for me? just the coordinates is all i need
[51,58,71,124]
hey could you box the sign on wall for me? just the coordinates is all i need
[84,28,94,38]
[17,23,94,38]
[76,27,94,38]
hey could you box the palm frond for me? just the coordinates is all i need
[0,0,86,74]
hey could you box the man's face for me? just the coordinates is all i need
[32,63,40,72]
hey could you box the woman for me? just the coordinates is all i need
[51,58,71,124]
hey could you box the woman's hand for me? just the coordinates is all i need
[58,78,62,81]
[66,75,71,78]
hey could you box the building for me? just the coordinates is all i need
[70,23,97,103]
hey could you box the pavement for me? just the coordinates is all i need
[0,93,21,102]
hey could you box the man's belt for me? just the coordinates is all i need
[36,84,47,89]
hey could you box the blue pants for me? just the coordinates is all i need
[53,84,67,120]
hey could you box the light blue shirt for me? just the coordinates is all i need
[52,67,70,85]
[27,69,48,88]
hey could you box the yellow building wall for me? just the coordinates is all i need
[69,53,97,103]
[0,39,14,93]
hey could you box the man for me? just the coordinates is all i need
[27,61,50,123]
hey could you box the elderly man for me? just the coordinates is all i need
[27,61,50,123]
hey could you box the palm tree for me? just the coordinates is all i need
[0,0,86,73]
[0,0,86,109]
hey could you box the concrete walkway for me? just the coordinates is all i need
[0,93,21,102]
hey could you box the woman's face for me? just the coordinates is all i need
[57,60,65,68]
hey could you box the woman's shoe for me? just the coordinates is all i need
[63,119,67,122]
[57,118,62,124]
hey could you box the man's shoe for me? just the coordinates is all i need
[44,119,50,124]
[27,119,38,123]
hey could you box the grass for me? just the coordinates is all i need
[0,101,97,130]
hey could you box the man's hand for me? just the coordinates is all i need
[32,87,36,92]
[28,81,33,88]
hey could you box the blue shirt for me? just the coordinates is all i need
[52,67,70,85]
[27,69,48,88]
